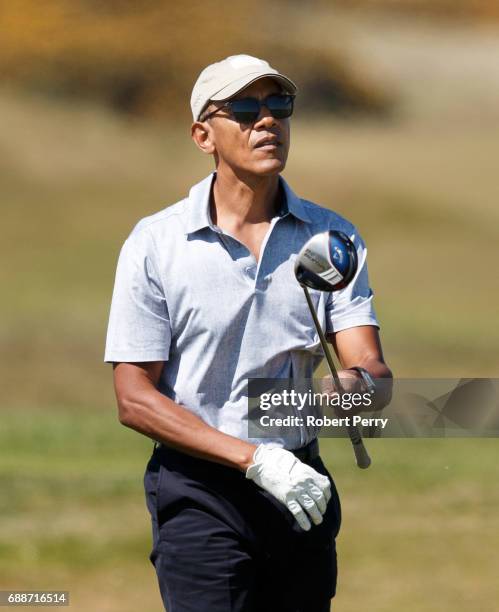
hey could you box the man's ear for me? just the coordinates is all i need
[191,121,216,155]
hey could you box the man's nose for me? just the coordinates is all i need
[254,105,276,127]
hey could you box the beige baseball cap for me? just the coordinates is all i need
[190,54,297,121]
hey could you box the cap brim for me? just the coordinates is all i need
[210,72,297,102]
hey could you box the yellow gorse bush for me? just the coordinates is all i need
[0,0,392,118]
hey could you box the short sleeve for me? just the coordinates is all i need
[325,227,379,334]
[104,228,171,363]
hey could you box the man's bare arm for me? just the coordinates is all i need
[327,325,393,409]
[113,361,256,472]
[328,325,391,376]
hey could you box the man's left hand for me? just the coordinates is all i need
[320,369,366,416]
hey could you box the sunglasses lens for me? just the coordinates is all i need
[267,95,294,119]
[231,98,260,123]
[229,95,294,123]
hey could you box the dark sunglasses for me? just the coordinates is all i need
[201,94,295,124]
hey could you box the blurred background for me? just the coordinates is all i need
[1,1,498,610]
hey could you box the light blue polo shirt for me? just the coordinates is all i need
[104,172,379,448]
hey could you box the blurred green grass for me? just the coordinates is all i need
[1,408,498,611]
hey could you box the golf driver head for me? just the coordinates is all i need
[294,230,358,291]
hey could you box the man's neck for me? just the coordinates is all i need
[210,168,281,231]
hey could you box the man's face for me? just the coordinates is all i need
[197,77,291,177]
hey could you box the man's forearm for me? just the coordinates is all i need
[117,388,256,472]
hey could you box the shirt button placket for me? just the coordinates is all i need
[245,264,256,282]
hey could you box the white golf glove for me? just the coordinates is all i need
[245,444,332,531]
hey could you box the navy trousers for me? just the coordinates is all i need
[143,445,341,612]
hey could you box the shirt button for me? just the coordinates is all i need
[257,276,271,290]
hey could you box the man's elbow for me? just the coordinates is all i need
[112,362,163,428]
[381,364,393,382]
[375,365,393,410]
[116,393,144,429]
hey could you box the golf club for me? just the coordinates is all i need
[294,230,372,469]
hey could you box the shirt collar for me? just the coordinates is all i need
[184,173,217,235]
[184,172,312,235]
[279,175,312,224]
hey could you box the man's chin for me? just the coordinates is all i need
[225,158,287,180]
[250,158,286,176]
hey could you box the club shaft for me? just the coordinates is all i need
[302,286,341,389]
[301,285,371,469]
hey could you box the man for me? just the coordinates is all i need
[105,54,392,611]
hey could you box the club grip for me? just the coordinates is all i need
[348,425,372,469]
